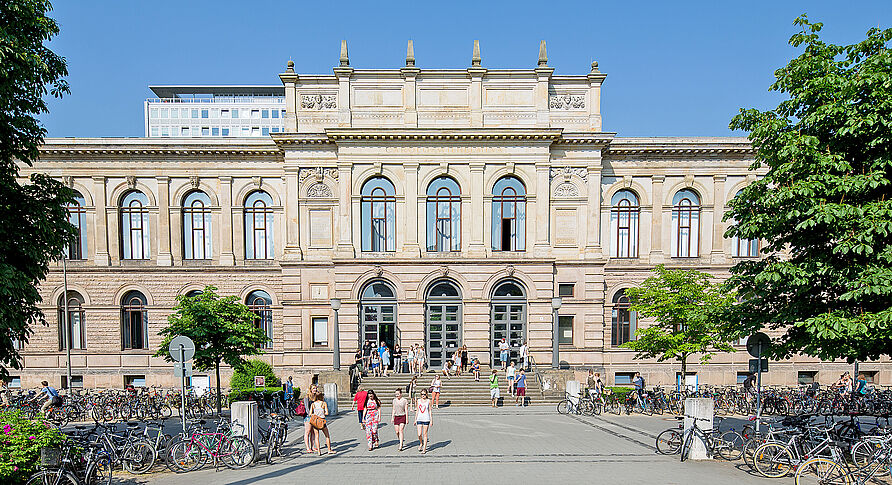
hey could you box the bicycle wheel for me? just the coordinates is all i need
[656,429,682,455]
[122,440,157,474]
[742,436,764,471]
[168,439,204,472]
[579,400,594,416]
[715,430,744,461]
[851,439,883,469]
[680,429,694,462]
[159,404,173,419]
[25,469,80,485]
[221,435,256,469]
[265,427,279,464]
[794,457,851,485]
[556,400,570,415]
[590,401,603,415]
[753,442,795,478]
[85,454,113,485]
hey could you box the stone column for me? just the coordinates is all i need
[156,176,173,266]
[336,163,354,256]
[587,63,606,132]
[649,175,665,263]
[401,66,420,127]
[218,176,235,265]
[403,162,421,255]
[333,65,353,128]
[279,64,298,132]
[534,67,554,128]
[283,168,302,260]
[711,174,726,263]
[468,67,486,128]
[534,163,551,252]
[91,176,110,266]
[584,166,603,259]
[468,162,486,255]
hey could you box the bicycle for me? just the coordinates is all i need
[794,433,892,485]
[167,419,255,471]
[679,414,744,462]
[557,391,594,416]
[258,413,289,464]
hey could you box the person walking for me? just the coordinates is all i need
[506,361,517,396]
[632,372,645,403]
[284,376,295,413]
[415,389,433,454]
[514,369,527,406]
[362,340,374,371]
[382,345,392,377]
[392,388,409,451]
[407,375,418,406]
[301,384,318,453]
[407,345,416,375]
[498,338,510,370]
[393,344,403,374]
[431,374,442,408]
[489,369,500,407]
[363,390,382,451]
[351,386,368,429]
[370,350,381,377]
[310,391,335,455]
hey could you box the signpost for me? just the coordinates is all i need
[746,332,771,432]
[169,335,196,434]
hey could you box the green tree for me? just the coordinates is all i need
[621,265,735,389]
[724,16,892,362]
[0,1,75,378]
[155,286,270,415]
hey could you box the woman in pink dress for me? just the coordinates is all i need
[363,390,382,451]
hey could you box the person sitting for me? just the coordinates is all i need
[472,359,481,382]
[442,360,453,379]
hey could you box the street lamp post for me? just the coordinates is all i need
[330,298,341,370]
[551,297,562,369]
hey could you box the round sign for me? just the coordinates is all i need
[746,332,771,358]
[168,335,195,362]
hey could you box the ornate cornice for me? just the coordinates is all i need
[39,139,280,158]
[323,128,566,142]
[606,137,753,156]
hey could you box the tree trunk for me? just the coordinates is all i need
[679,354,688,392]
[215,359,222,416]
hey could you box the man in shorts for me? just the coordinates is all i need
[489,369,500,407]
[514,370,527,406]
[498,338,510,370]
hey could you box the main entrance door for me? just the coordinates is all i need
[360,280,397,351]
[490,280,527,365]
[425,280,462,369]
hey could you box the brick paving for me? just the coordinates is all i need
[136,406,770,485]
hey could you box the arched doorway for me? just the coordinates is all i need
[359,280,397,351]
[490,280,527,365]
[425,280,462,368]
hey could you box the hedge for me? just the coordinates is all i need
[230,359,281,390]
[0,411,66,484]
[228,386,301,404]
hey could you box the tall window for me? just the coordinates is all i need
[426,177,461,252]
[183,191,213,260]
[121,191,150,260]
[57,291,86,350]
[121,291,148,350]
[361,177,396,252]
[247,290,273,348]
[491,176,526,251]
[731,190,759,258]
[611,290,637,346]
[66,192,88,260]
[610,190,639,258]
[244,191,274,259]
[671,189,700,258]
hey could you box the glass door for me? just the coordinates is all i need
[426,303,461,368]
[362,304,396,350]
[491,303,525,364]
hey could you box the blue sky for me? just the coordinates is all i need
[41,0,890,138]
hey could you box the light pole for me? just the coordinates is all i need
[551,297,562,369]
[61,253,72,389]
[330,298,341,370]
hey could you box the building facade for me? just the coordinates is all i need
[16,42,887,390]
[145,86,285,138]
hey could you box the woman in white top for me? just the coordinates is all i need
[311,392,335,455]
[407,345,416,375]
[416,347,426,376]
[430,375,442,408]
[415,389,433,454]
[520,341,529,371]
[452,350,462,376]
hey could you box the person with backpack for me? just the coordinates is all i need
[489,369,500,407]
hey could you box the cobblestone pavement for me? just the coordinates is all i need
[137,406,770,485]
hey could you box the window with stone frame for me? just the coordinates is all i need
[66,191,88,260]
[610,190,639,258]
[360,177,396,252]
[491,176,526,251]
[244,190,274,259]
[611,290,637,346]
[57,291,86,350]
[426,176,461,252]
[121,291,148,350]
[183,190,213,260]
[120,190,151,260]
[247,290,273,349]
[670,189,701,258]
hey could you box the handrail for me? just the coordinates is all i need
[527,355,546,398]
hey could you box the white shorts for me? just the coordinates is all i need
[490,388,500,399]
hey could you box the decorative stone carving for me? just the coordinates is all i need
[554,182,579,198]
[549,94,586,110]
[505,265,515,276]
[63,176,74,188]
[549,167,587,181]
[684,174,695,188]
[306,182,333,198]
[374,265,384,277]
[299,167,339,182]
[252,176,262,188]
[126,175,137,189]
[440,265,449,277]
[622,175,633,188]
[300,94,337,110]
[189,176,200,189]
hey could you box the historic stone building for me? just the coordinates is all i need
[15,41,887,390]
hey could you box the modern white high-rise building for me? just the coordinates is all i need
[144,86,285,138]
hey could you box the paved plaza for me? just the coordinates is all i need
[137,406,771,485]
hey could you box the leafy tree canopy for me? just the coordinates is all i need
[724,16,892,362]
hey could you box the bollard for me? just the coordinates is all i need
[323,383,338,415]
[683,398,714,460]
[566,380,581,406]
[231,400,259,452]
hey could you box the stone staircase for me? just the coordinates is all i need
[338,366,563,407]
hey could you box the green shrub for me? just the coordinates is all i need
[228,386,300,404]
[0,411,66,484]
[607,386,633,396]
[230,359,280,390]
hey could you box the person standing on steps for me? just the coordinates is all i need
[498,337,510,371]
[431,374,442,408]
[506,361,517,396]
[461,345,469,373]
[393,344,403,374]
[453,349,462,376]
[381,345,392,377]
[415,389,433,454]
[392,388,409,451]
[352,386,368,429]
[417,345,426,375]
[514,369,527,406]
[520,340,529,372]
[363,390,382,451]
[489,369,500,407]
[311,391,336,455]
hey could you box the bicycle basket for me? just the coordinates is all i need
[40,446,63,468]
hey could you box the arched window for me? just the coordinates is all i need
[610,190,639,258]
[426,177,461,252]
[185,289,203,298]
[66,192,88,260]
[360,177,396,252]
[671,189,700,258]
[120,191,150,260]
[121,291,148,350]
[731,190,759,258]
[183,191,212,260]
[244,191,274,259]
[492,176,526,251]
[57,291,85,350]
[425,280,463,368]
[611,290,637,346]
[247,290,273,349]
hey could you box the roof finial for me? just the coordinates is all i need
[339,40,349,67]
[472,40,481,67]
[538,40,547,67]
[591,59,599,72]
[406,40,415,67]
[286,60,295,72]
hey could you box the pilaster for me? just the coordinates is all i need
[218,176,235,265]
[468,68,486,128]
[534,67,554,128]
[333,67,353,128]
[401,67,420,127]
[91,176,110,266]
[336,163,355,256]
[649,174,665,263]
[587,62,607,132]
[279,62,299,132]
[584,166,604,259]
[155,176,173,266]
[468,162,486,256]
[283,169,303,260]
[711,174,727,263]
[402,162,421,256]
[533,163,551,253]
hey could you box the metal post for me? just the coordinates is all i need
[332,308,340,370]
[756,343,762,433]
[551,307,559,369]
[180,344,187,435]
[62,255,72,389]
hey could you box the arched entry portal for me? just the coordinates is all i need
[490,280,527,365]
[359,280,397,351]
[425,280,462,368]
